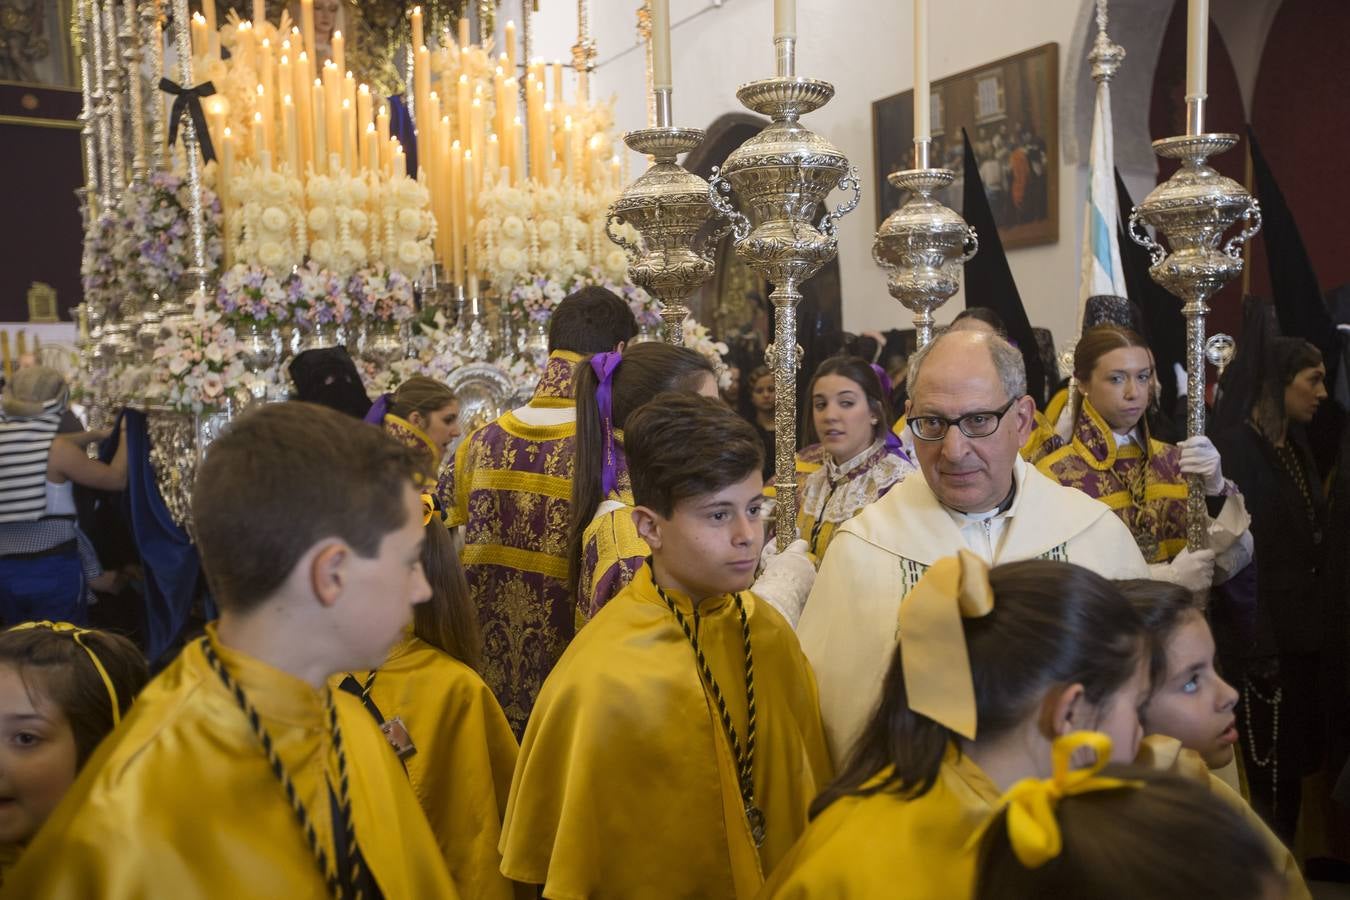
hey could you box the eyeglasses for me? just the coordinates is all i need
[910,398,1018,442]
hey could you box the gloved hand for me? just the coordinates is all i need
[751,538,816,628]
[1178,435,1226,495]
[1150,547,1216,593]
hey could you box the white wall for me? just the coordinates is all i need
[508,0,1273,349]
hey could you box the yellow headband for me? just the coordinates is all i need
[7,621,122,727]
[980,731,1142,869]
[896,549,994,739]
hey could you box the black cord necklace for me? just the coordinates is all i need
[201,638,363,899]
[654,583,766,848]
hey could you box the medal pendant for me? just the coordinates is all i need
[746,803,766,848]
[380,716,418,760]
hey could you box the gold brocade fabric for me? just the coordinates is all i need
[760,747,1002,899]
[795,440,915,563]
[3,626,457,899]
[499,564,833,900]
[1134,735,1309,900]
[336,636,529,900]
[383,413,443,485]
[577,489,650,620]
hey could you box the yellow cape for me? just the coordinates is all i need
[4,626,457,899]
[760,747,1001,898]
[337,634,529,900]
[500,563,833,899]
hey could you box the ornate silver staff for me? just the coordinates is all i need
[708,30,860,548]
[102,0,127,200]
[163,0,214,313]
[87,0,113,211]
[121,0,149,183]
[606,3,721,347]
[1129,99,1261,548]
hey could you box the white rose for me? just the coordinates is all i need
[202,373,224,398]
[397,240,423,265]
[258,241,286,268]
[396,208,422,234]
[349,210,369,234]
[260,172,287,199]
[204,342,224,363]
[604,249,629,276]
[394,179,428,206]
[344,240,368,264]
[167,355,189,376]
[538,220,561,243]
[498,246,525,271]
[310,239,333,262]
[307,207,332,233]
[570,250,590,271]
[260,206,287,232]
[348,180,369,206]
[501,216,526,240]
[539,248,562,271]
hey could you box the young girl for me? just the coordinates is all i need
[1118,579,1310,900]
[797,356,915,562]
[1037,325,1252,592]
[336,498,525,899]
[365,376,462,486]
[747,365,777,481]
[0,622,148,877]
[974,733,1281,900]
[761,553,1149,898]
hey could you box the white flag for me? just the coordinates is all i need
[1078,75,1128,330]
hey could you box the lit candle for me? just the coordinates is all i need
[220,127,234,265]
[191,13,207,60]
[343,70,357,120]
[290,26,302,53]
[331,29,344,77]
[487,132,500,178]
[300,0,315,79]
[415,45,431,135]
[425,92,442,180]
[283,95,299,174]
[470,96,485,184]
[456,74,471,146]
[277,52,291,109]
[552,62,563,104]
[253,111,267,162]
[259,37,275,131]
[1186,0,1209,103]
[914,0,929,143]
[376,104,390,169]
[513,115,524,185]
[458,16,470,49]
[202,0,218,58]
[438,116,453,268]
[322,62,341,162]
[357,83,373,136]
[236,21,255,69]
[206,98,228,152]
[652,0,672,91]
[450,141,464,286]
[295,51,313,173]
[463,149,476,287]
[364,123,379,176]
[393,143,406,179]
[504,20,517,71]
[256,84,274,155]
[411,6,423,56]
[312,77,327,173]
[562,116,574,179]
[775,0,796,38]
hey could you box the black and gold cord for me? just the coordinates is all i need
[654,585,764,846]
[202,638,363,898]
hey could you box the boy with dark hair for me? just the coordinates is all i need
[6,402,459,898]
[500,393,831,899]
[446,286,637,736]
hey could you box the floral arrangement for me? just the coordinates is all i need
[375,175,437,279]
[143,305,273,413]
[229,163,306,272]
[306,169,372,278]
[348,265,415,323]
[681,316,733,391]
[288,261,350,329]
[80,211,121,316]
[216,263,292,326]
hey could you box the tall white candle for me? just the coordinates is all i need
[914,0,930,142]
[1186,0,1209,101]
[774,0,795,39]
[652,0,672,91]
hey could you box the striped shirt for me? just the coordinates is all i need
[0,397,65,523]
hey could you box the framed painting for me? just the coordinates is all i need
[872,42,1059,250]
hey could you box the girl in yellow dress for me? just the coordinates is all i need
[366,376,462,488]
[761,553,1150,898]
[0,622,147,882]
[335,495,526,900]
[974,733,1282,899]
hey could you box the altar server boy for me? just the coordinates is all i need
[4,402,458,898]
[500,393,833,899]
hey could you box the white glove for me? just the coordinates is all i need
[1177,436,1226,495]
[1213,530,1254,585]
[752,538,816,628]
[1150,547,1216,593]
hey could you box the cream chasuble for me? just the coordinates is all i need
[798,455,1148,762]
[3,627,457,899]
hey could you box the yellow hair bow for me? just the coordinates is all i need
[421,492,438,527]
[7,621,123,726]
[897,549,994,739]
[995,731,1141,869]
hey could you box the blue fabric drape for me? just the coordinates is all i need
[387,94,418,178]
[101,409,202,662]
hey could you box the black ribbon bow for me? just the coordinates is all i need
[159,77,217,163]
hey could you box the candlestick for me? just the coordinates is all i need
[914,0,930,148]
[652,0,672,91]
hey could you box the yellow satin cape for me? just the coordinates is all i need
[337,634,529,900]
[3,626,457,899]
[499,563,833,900]
[760,746,1001,899]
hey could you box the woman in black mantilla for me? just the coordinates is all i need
[1212,298,1330,843]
